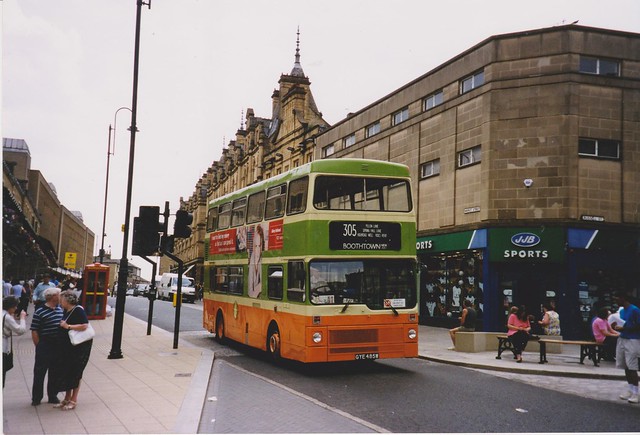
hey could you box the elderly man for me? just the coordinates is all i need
[30,287,63,406]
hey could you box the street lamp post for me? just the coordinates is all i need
[99,107,131,265]
[109,0,151,360]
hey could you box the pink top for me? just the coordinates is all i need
[592,317,614,343]
[507,313,530,336]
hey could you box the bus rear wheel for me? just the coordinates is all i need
[267,324,281,360]
[215,312,225,344]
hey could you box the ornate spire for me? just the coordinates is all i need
[290,26,305,77]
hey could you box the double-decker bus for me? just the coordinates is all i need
[203,158,418,363]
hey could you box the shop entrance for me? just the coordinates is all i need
[497,263,562,331]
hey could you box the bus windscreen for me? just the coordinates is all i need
[313,176,411,212]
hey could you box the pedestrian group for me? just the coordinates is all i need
[2,272,94,411]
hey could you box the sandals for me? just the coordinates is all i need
[62,401,77,411]
[53,399,69,409]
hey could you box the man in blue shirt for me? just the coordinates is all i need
[30,287,63,406]
[32,274,55,308]
[613,291,640,404]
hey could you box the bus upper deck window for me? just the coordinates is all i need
[265,184,287,220]
[231,197,247,227]
[217,202,232,229]
[206,208,218,232]
[247,191,266,224]
[287,177,308,215]
[313,176,411,212]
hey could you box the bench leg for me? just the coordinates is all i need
[589,346,599,367]
[579,345,599,366]
[496,340,504,359]
[539,341,547,364]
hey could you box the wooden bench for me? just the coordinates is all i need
[538,339,602,366]
[495,335,541,360]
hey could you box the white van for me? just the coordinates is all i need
[157,273,196,303]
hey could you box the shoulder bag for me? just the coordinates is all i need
[67,306,95,346]
[3,314,14,371]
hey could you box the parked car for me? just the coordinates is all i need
[136,283,149,297]
[126,287,136,297]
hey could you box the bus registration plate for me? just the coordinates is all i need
[355,353,379,360]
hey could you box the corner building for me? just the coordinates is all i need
[315,25,640,339]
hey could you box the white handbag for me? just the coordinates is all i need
[67,306,95,345]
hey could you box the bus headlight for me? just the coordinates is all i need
[312,332,323,343]
[408,329,417,340]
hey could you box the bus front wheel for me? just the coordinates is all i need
[267,324,281,360]
[215,312,225,344]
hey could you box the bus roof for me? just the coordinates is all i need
[208,158,410,206]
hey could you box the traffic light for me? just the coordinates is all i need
[174,209,193,238]
[132,206,161,256]
[160,234,175,253]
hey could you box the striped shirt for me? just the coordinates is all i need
[30,305,63,338]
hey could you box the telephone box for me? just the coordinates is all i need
[82,263,110,320]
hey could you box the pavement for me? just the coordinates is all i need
[2,305,630,434]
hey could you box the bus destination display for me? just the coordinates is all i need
[329,221,401,251]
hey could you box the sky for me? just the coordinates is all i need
[3,0,639,281]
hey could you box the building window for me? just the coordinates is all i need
[579,56,619,77]
[322,144,334,158]
[420,159,440,179]
[423,90,444,111]
[392,107,409,126]
[578,138,620,159]
[343,133,356,148]
[366,121,381,138]
[458,145,481,168]
[460,70,484,94]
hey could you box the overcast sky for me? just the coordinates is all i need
[3,0,639,280]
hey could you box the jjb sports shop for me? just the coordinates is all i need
[417,227,639,339]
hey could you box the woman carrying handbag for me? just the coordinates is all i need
[3,296,27,387]
[54,290,94,410]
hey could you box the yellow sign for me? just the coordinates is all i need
[64,252,77,269]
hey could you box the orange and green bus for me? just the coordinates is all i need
[203,158,418,363]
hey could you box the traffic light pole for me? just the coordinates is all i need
[140,256,157,336]
[162,251,183,349]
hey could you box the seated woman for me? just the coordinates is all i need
[538,303,561,336]
[592,307,619,361]
[507,305,531,363]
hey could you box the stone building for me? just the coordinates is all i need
[164,33,329,284]
[3,138,95,279]
[315,25,640,339]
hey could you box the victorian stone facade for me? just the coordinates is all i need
[163,36,328,283]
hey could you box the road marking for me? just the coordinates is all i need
[223,360,390,433]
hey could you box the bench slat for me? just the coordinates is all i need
[539,339,598,345]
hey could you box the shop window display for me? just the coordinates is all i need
[577,267,629,322]
[421,252,483,325]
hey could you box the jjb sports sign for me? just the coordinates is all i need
[490,227,564,262]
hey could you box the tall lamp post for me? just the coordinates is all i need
[109,0,151,360]
[99,106,131,265]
